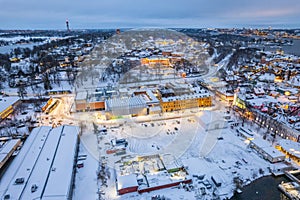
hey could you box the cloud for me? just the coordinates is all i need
[0,0,299,29]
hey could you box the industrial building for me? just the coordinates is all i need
[74,88,119,112]
[0,125,79,200]
[75,91,106,112]
[105,96,147,118]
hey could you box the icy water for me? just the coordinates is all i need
[282,39,300,56]
[264,39,300,56]
[0,43,38,54]
[231,175,289,200]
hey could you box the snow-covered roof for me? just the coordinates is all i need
[106,96,147,110]
[251,138,272,149]
[278,139,300,159]
[251,138,285,159]
[161,93,210,102]
[254,87,265,95]
[247,95,278,106]
[146,90,159,103]
[258,73,275,81]
[0,96,20,114]
[261,146,285,158]
[42,126,79,200]
[20,126,64,200]
[0,139,20,164]
[0,126,79,200]
[0,126,52,200]
[117,174,138,190]
[75,91,87,101]
[0,139,20,154]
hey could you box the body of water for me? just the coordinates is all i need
[231,175,289,200]
[263,39,300,56]
[0,42,41,54]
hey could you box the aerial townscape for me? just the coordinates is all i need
[1,1,300,200]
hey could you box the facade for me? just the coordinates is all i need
[75,91,106,112]
[141,57,170,66]
[161,94,212,112]
[233,95,246,110]
[216,90,234,102]
[278,182,300,200]
[74,91,88,111]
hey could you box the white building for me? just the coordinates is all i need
[197,111,228,131]
[250,138,285,163]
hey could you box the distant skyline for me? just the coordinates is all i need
[1,0,300,30]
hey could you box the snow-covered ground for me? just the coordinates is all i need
[1,28,299,200]
[73,143,99,200]
[75,106,290,200]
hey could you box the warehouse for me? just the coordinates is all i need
[0,125,79,200]
[42,126,79,200]
[74,91,106,112]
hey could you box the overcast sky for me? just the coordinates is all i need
[1,0,300,29]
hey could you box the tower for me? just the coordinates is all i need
[66,19,70,32]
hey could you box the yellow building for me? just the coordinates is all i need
[141,58,170,66]
[0,96,20,121]
[216,90,234,102]
[160,94,212,112]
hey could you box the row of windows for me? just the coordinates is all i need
[0,106,14,119]
[162,101,212,108]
